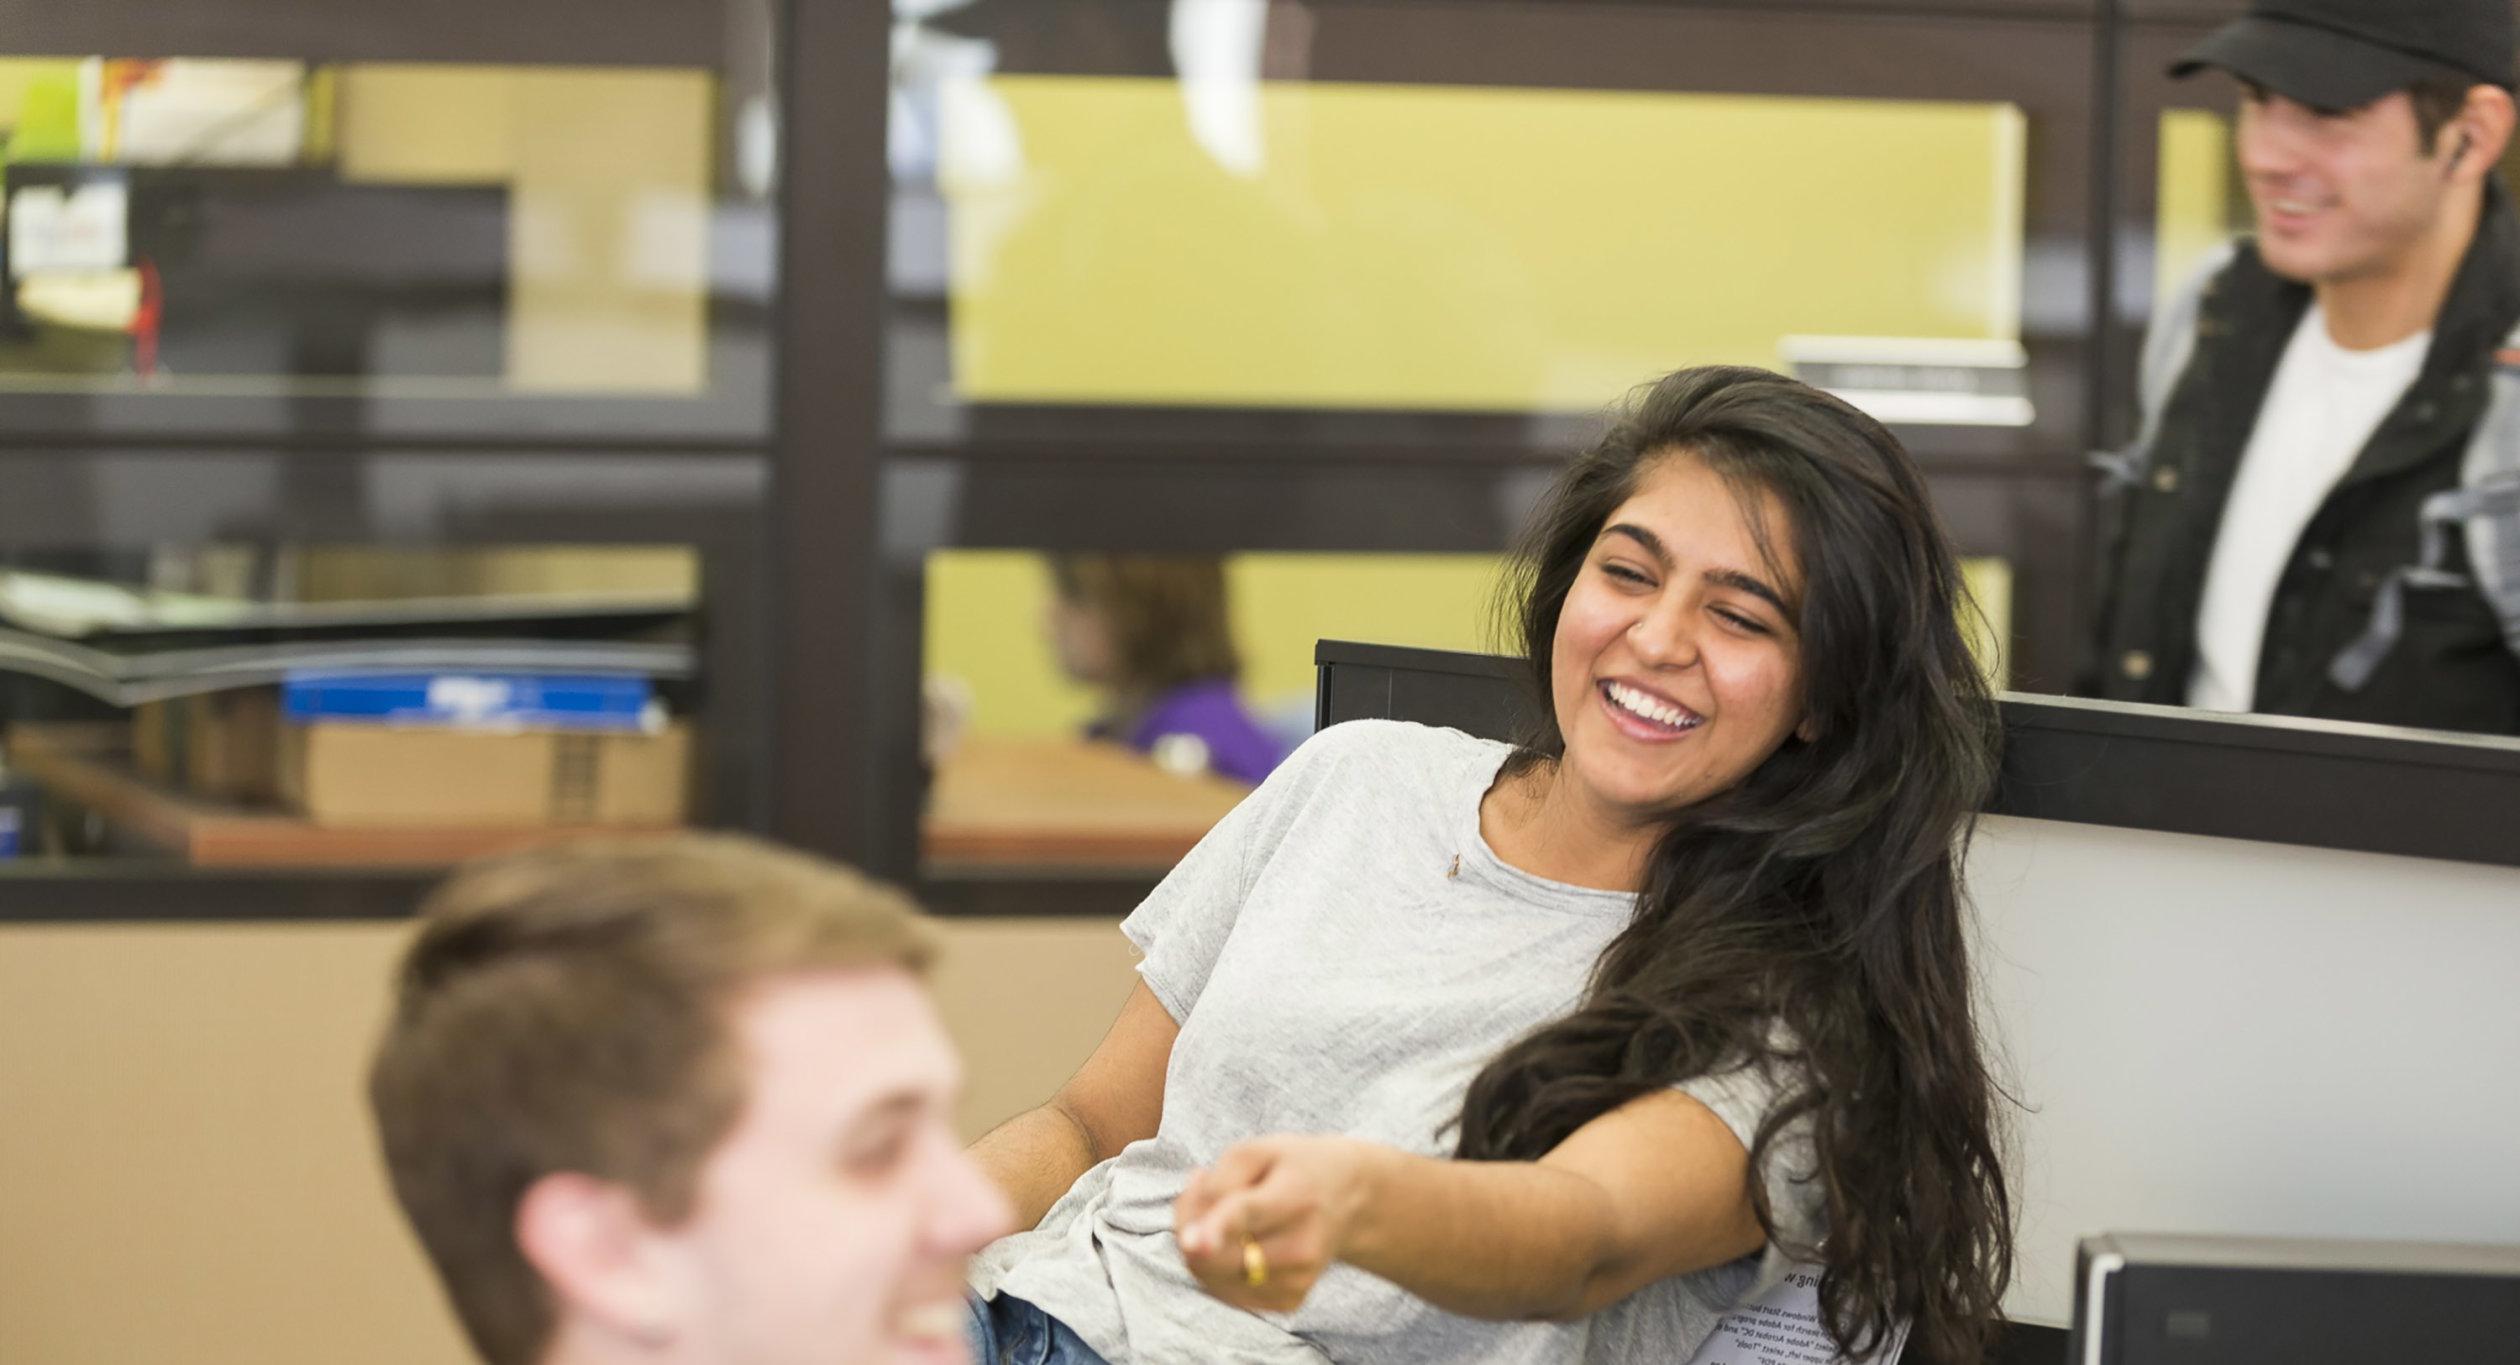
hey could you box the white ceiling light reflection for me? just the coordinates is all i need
[1170,0,1269,179]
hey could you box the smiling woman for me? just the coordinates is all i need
[1527,454,1814,870]
[960,366,2012,1365]
[1464,365,2012,1360]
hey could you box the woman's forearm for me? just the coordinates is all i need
[1177,1096,1763,1319]
[969,1101,1103,1233]
[1341,1147,1630,1321]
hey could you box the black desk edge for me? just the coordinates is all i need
[1314,639,2520,871]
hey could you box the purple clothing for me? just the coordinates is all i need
[1088,678,1287,785]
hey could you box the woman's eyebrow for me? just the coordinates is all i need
[1705,567,1791,616]
[1604,524,1792,614]
[1600,522,1669,563]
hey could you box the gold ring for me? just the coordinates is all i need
[1241,1234,1269,1289]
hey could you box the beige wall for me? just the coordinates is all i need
[0,915,1138,1365]
[926,918,1143,1139]
[19,824,2520,1351]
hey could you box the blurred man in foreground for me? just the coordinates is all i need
[369,834,1011,1365]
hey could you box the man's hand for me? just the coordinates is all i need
[1172,1135,1387,1314]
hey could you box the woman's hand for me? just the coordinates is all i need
[1172,1135,1389,1314]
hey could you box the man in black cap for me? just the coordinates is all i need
[2087,0,2520,734]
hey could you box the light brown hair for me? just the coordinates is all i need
[368,834,935,1365]
[1048,554,1242,700]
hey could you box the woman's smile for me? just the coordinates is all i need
[1596,679,1704,738]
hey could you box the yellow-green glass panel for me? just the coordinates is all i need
[943,79,2026,410]
[923,553,1099,742]
[2157,109,2238,311]
[0,60,84,162]
[925,549,2013,740]
[0,58,719,397]
[925,551,1506,740]
[1228,554,1508,708]
[1960,556,2012,690]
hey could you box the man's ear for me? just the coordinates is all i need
[515,1172,686,1349]
[2446,85,2517,182]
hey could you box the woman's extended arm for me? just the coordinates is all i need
[969,979,1180,1232]
[1173,1088,1764,1321]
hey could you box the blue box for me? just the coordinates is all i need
[279,672,659,733]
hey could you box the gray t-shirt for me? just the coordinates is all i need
[968,720,1820,1364]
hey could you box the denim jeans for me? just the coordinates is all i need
[964,1291,1115,1365]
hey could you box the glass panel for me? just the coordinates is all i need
[2155,108,2243,310]
[0,544,711,868]
[919,551,1504,877]
[915,548,2014,879]
[0,49,769,422]
[1964,557,2014,689]
[889,4,2039,433]
[937,82,2023,413]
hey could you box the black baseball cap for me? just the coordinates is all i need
[2171,0,2517,112]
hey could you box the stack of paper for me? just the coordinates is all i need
[0,569,695,707]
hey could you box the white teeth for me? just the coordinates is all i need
[1605,682,1699,730]
[895,1301,963,1341]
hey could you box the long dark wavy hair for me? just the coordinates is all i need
[1454,366,2013,1363]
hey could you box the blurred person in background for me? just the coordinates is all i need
[1046,553,1289,784]
[368,834,1011,1365]
[2088,0,2520,734]
[966,368,2015,1365]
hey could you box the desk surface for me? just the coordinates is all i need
[923,735,1253,870]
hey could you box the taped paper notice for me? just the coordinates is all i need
[1687,1268,1907,1365]
[8,182,129,276]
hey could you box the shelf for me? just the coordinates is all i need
[5,721,676,868]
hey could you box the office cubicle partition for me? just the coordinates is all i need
[1315,640,2520,1355]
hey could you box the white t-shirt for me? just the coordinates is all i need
[967,719,1817,1364]
[2187,304,2431,711]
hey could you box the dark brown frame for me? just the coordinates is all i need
[875,0,2111,910]
[8,0,2506,924]
[0,0,790,910]
[0,4,781,447]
